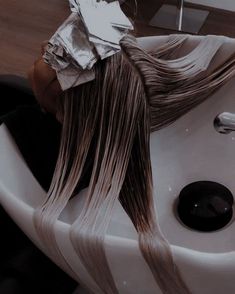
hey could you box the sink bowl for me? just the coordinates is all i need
[1,35,235,293]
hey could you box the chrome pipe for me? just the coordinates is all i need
[178,0,184,31]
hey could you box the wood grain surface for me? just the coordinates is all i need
[0,0,69,77]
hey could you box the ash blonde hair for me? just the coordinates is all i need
[34,35,235,294]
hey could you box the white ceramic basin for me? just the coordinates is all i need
[1,35,235,294]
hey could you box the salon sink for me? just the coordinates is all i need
[1,35,235,294]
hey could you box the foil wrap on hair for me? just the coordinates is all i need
[43,0,133,90]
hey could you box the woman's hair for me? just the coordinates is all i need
[33,35,235,293]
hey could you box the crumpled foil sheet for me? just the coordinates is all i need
[43,0,133,90]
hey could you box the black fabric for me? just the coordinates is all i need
[0,74,61,191]
[2,106,61,192]
[0,76,77,293]
[0,75,34,117]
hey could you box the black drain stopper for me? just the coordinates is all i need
[177,181,234,232]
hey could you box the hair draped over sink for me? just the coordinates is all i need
[34,34,235,294]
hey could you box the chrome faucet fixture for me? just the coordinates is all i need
[214,112,235,134]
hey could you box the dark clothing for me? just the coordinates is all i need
[2,106,61,191]
[0,75,61,191]
[0,75,77,293]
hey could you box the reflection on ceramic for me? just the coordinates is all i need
[1,35,235,293]
[214,112,235,134]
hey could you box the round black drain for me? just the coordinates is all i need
[177,181,234,232]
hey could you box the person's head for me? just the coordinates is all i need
[28,42,63,117]
[27,35,149,122]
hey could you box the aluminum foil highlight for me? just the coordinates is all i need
[43,0,133,90]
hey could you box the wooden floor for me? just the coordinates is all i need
[1,0,235,77]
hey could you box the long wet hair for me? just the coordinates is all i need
[33,35,235,294]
